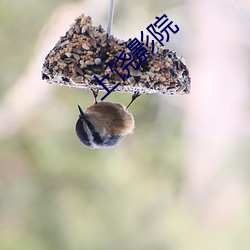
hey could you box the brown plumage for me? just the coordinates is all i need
[85,102,134,135]
[75,100,135,149]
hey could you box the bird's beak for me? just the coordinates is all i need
[77,105,86,119]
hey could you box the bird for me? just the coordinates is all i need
[75,90,140,149]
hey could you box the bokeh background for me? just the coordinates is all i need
[1,0,250,249]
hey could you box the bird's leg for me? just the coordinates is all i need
[91,89,99,104]
[126,91,141,110]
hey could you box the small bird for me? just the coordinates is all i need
[75,90,140,149]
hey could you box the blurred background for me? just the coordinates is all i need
[1,0,250,249]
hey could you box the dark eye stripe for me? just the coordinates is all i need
[75,119,92,147]
[92,131,103,144]
[84,118,103,145]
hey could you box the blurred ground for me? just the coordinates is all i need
[0,0,250,250]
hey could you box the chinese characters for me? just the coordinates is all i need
[94,14,179,100]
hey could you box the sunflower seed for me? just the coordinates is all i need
[82,43,90,50]
[85,60,94,65]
